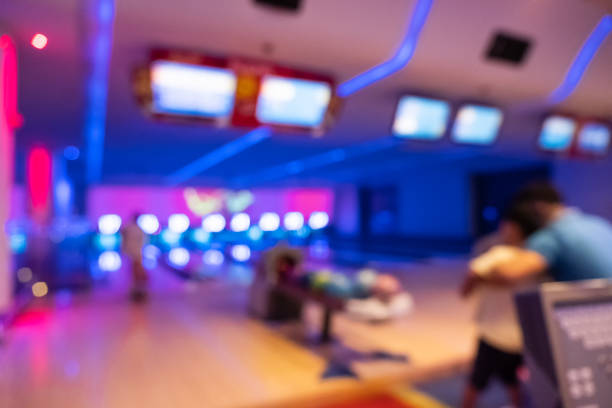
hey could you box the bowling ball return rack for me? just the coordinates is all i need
[276,283,346,344]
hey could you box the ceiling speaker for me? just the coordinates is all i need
[486,32,532,65]
[254,0,302,12]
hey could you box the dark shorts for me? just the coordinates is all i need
[470,339,523,390]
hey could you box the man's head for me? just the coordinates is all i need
[513,182,564,223]
[500,202,543,245]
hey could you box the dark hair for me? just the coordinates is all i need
[514,182,563,205]
[503,203,542,237]
[278,254,298,267]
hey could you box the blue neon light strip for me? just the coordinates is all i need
[337,0,434,97]
[84,0,115,184]
[166,126,272,186]
[548,15,612,104]
[233,137,397,186]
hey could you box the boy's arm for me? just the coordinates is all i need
[489,248,548,284]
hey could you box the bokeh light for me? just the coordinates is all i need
[258,212,280,231]
[98,214,122,235]
[17,267,33,283]
[168,213,190,234]
[191,228,211,244]
[137,214,160,234]
[230,213,250,232]
[31,33,48,50]
[63,145,80,160]
[32,281,49,297]
[231,245,251,262]
[202,213,226,233]
[160,229,181,247]
[247,226,263,241]
[98,251,122,272]
[203,249,224,266]
[308,211,329,230]
[168,247,190,268]
[283,212,304,231]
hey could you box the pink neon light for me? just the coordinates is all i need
[88,186,334,224]
[0,35,21,129]
[28,147,52,213]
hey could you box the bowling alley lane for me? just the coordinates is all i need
[0,257,475,408]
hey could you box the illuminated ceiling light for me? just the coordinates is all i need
[284,212,304,231]
[337,0,434,97]
[308,212,329,230]
[98,214,122,235]
[230,213,250,232]
[259,212,280,231]
[202,213,226,233]
[168,213,190,234]
[137,214,160,234]
[30,33,48,50]
[548,15,612,104]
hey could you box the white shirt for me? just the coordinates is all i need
[470,245,527,353]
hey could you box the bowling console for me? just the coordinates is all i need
[515,279,612,408]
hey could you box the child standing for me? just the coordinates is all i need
[461,204,542,408]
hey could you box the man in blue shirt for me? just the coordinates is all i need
[475,183,612,283]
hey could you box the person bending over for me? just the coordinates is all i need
[466,183,612,287]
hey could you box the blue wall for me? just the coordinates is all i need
[397,167,472,238]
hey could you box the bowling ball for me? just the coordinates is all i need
[373,274,402,299]
[354,268,378,297]
[310,270,332,291]
[325,273,354,298]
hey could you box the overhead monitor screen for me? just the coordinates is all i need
[256,75,332,128]
[539,116,577,151]
[150,60,237,118]
[392,96,450,139]
[577,123,610,155]
[451,105,503,145]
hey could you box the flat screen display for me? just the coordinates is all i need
[539,116,577,151]
[150,60,237,118]
[256,75,332,128]
[577,123,610,155]
[451,105,503,145]
[392,96,450,139]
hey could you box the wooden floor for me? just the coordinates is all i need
[0,258,476,408]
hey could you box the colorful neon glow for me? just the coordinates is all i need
[549,15,612,104]
[337,0,435,97]
[84,0,115,183]
[88,186,334,224]
[27,147,52,216]
[166,126,271,186]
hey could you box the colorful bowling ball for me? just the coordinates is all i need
[325,273,354,298]
[310,270,332,291]
[354,268,378,297]
[373,274,401,298]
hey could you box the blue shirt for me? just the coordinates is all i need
[527,210,612,282]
